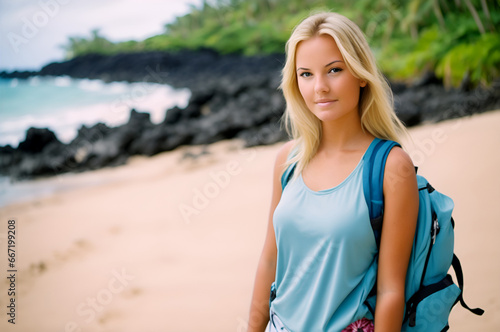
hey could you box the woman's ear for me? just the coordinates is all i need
[360,80,367,88]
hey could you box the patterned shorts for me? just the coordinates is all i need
[265,311,374,332]
[265,309,374,332]
[265,308,290,332]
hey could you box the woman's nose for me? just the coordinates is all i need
[314,76,329,94]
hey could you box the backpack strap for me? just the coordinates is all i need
[280,146,298,190]
[451,254,485,315]
[362,138,401,248]
[281,162,296,190]
[284,138,401,225]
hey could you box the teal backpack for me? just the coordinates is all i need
[279,138,484,331]
[363,138,484,331]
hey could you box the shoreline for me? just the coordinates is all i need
[3,108,499,209]
[0,110,498,331]
[2,51,498,181]
[0,75,191,148]
[0,141,226,209]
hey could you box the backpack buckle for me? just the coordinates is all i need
[431,213,440,245]
[409,311,417,327]
[405,301,417,327]
[269,282,276,306]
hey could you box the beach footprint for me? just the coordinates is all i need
[26,238,93,278]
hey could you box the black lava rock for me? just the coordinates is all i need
[1,50,498,180]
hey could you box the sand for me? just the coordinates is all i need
[0,110,499,332]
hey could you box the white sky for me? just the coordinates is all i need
[0,0,203,71]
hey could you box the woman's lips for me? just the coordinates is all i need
[315,99,337,106]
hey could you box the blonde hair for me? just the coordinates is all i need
[280,12,408,179]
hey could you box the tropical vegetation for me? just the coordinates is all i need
[61,0,500,87]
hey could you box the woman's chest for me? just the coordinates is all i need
[273,166,373,244]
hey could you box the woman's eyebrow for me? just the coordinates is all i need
[296,60,344,72]
[324,60,343,67]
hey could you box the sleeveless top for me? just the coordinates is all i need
[271,147,378,331]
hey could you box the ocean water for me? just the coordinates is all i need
[0,76,191,146]
[0,76,191,207]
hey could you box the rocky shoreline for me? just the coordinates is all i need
[1,50,499,180]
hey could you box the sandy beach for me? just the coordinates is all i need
[1,109,499,332]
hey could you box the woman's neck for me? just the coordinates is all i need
[317,113,373,153]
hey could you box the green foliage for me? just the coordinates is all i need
[61,0,500,86]
[379,6,500,86]
[436,33,500,86]
[61,29,116,58]
[379,26,449,80]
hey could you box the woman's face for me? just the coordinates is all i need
[295,34,365,123]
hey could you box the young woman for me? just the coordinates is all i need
[248,12,419,332]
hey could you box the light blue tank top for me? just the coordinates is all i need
[271,151,378,331]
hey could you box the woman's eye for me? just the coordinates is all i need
[329,67,342,74]
[299,72,312,78]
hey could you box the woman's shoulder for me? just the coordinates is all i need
[275,140,296,165]
[385,145,414,171]
[383,145,417,192]
[271,140,297,180]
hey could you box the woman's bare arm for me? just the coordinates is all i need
[247,141,294,332]
[374,147,419,331]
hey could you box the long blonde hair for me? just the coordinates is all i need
[281,12,408,179]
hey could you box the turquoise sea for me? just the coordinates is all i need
[0,76,191,207]
[0,76,190,146]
